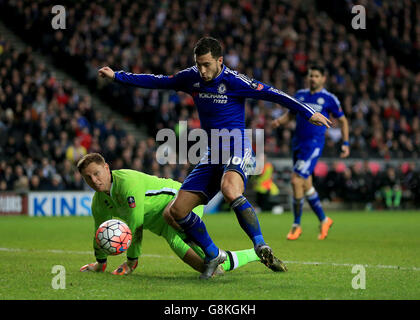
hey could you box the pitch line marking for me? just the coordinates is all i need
[1,247,419,271]
[0,247,168,258]
[282,260,420,272]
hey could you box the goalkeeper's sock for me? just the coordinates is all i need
[231,196,265,247]
[189,244,259,272]
[221,249,260,272]
[176,211,219,260]
[306,191,326,222]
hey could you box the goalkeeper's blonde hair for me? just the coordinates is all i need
[77,153,106,173]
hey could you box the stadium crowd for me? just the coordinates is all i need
[0,37,186,193]
[0,0,419,207]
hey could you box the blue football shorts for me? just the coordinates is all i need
[292,143,324,179]
[180,147,256,204]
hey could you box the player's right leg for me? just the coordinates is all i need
[288,172,304,240]
[222,160,287,272]
[168,190,226,279]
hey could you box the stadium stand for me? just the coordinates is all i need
[0,0,419,208]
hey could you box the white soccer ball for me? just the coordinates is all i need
[95,219,132,255]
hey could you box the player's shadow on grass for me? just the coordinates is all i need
[126,270,285,283]
[122,272,239,283]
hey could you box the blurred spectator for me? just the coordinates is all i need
[340,168,363,203]
[402,162,420,207]
[50,173,65,191]
[65,137,87,164]
[29,174,41,191]
[0,180,7,191]
[0,1,419,208]
[2,0,418,162]
[72,171,86,191]
[253,157,280,212]
[21,133,42,160]
[2,165,15,190]
[378,166,402,209]
[14,176,29,192]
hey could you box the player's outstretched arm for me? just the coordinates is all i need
[231,76,318,121]
[98,66,115,79]
[98,66,188,91]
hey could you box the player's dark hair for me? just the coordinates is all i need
[308,65,326,75]
[194,37,223,59]
[77,153,106,173]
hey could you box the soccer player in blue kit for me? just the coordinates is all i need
[99,37,332,279]
[272,65,350,241]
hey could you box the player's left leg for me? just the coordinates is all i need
[221,169,287,272]
[304,176,333,240]
[222,170,265,247]
[289,173,305,240]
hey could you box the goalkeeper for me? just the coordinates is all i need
[78,153,265,276]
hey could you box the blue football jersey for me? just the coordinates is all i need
[292,88,344,149]
[114,65,316,152]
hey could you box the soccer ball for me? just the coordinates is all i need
[95,219,132,255]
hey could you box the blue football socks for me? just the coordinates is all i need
[176,211,219,260]
[230,196,265,247]
[306,191,326,222]
[293,197,304,225]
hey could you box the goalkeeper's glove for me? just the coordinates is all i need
[80,260,107,272]
[112,258,138,275]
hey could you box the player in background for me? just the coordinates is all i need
[272,65,350,240]
[78,153,263,276]
[98,37,332,279]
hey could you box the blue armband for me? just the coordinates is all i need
[342,141,350,146]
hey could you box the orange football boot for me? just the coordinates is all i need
[287,225,302,240]
[318,217,333,240]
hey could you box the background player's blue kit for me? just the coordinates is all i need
[291,88,344,178]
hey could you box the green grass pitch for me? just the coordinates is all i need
[0,211,419,300]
